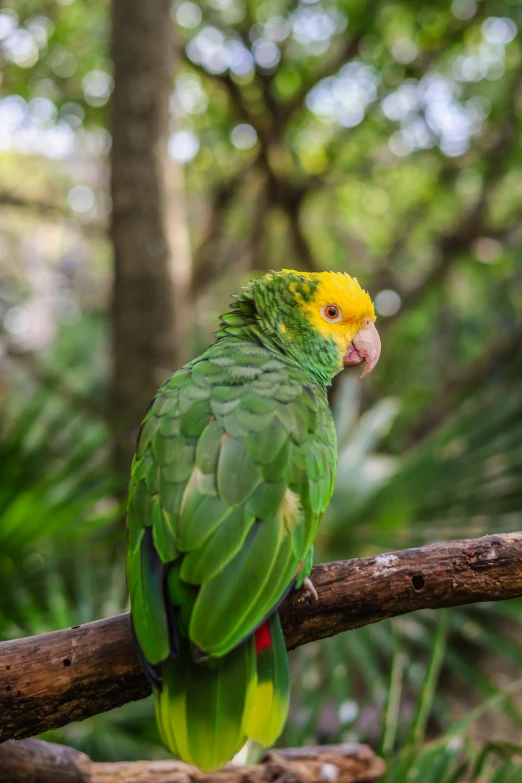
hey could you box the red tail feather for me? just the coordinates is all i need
[254,621,272,654]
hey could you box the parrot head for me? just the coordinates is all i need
[233,269,381,386]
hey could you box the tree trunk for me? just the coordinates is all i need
[110,0,191,480]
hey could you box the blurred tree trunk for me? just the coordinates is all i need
[110,0,192,481]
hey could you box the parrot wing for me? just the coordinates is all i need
[127,340,336,664]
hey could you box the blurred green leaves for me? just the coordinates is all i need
[0,385,118,637]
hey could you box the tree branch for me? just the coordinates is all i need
[0,192,106,237]
[2,533,522,742]
[191,161,262,295]
[0,192,70,218]
[0,739,385,783]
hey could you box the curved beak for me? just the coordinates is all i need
[343,320,381,378]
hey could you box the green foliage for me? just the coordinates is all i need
[381,618,522,782]
[0,385,117,636]
[327,362,522,553]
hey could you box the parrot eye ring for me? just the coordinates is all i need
[321,304,342,323]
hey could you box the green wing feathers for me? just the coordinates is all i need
[127,340,336,770]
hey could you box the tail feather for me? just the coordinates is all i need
[153,611,290,771]
[127,527,169,666]
[155,632,256,771]
[243,613,290,746]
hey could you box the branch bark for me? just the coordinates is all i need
[2,533,522,743]
[0,739,385,783]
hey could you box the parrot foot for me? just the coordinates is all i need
[302,577,319,601]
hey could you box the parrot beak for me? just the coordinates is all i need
[343,319,381,378]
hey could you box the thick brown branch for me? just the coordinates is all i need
[2,533,522,742]
[0,739,385,783]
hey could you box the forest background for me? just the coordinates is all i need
[1,0,522,779]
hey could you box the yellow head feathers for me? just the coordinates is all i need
[281,269,375,348]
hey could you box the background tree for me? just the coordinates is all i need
[111,0,192,479]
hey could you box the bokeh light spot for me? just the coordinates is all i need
[176,1,202,28]
[231,123,258,150]
[375,289,402,317]
[252,38,281,69]
[3,29,39,67]
[0,11,17,40]
[451,0,477,20]
[168,130,200,162]
[264,16,289,42]
[4,306,30,337]
[474,237,503,263]
[67,185,96,214]
[174,73,209,114]
[338,700,359,724]
[482,17,517,44]
[82,71,114,107]
[391,38,418,64]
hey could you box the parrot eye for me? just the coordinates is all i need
[321,304,342,323]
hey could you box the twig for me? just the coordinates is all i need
[0,739,385,783]
[0,192,106,238]
[1,533,522,742]
[191,162,262,294]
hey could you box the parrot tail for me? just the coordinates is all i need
[243,612,290,746]
[154,612,290,772]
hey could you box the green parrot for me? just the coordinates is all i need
[126,269,380,770]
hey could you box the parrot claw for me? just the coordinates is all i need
[302,577,319,601]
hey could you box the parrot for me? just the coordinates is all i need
[126,269,381,771]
